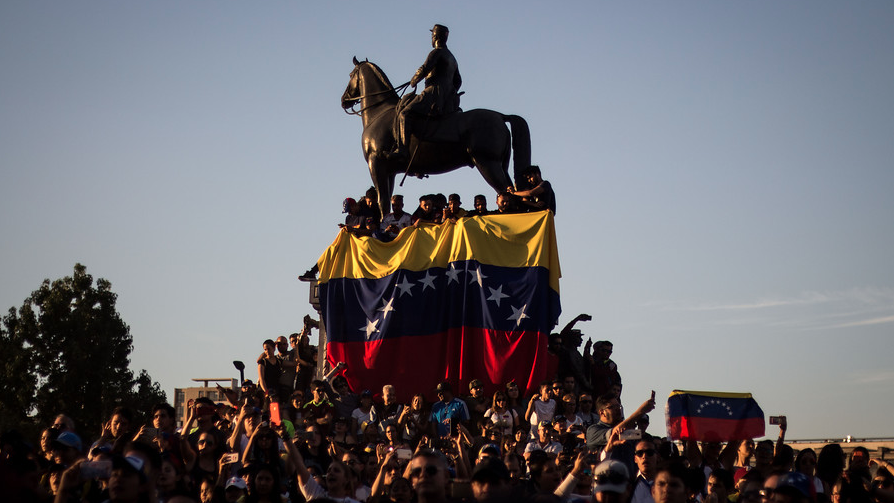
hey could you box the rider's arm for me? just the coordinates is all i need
[411,49,441,87]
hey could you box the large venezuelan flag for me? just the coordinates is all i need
[666,390,765,442]
[316,211,561,401]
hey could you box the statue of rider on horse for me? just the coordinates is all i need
[341,24,531,217]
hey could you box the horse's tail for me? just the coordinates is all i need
[503,114,531,187]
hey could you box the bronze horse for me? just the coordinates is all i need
[341,58,531,216]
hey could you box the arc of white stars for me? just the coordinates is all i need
[395,277,414,297]
[377,297,395,318]
[487,285,510,307]
[418,271,437,291]
[507,304,529,327]
[445,264,461,284]
[469,267,488,287]
[360,318,380,339]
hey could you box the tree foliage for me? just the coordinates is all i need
[0,264,165,438]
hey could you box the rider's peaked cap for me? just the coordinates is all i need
[431,24,449,34]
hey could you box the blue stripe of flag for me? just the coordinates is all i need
[667,393,764,421]
[321,260,560,343]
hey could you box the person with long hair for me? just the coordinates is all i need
[383,423,410,451]
[331,416,358,450]
[189,431,223,487]
[399,394,429,446]
[257,340,282,403]
[817,444,846,493]
[484,390,518,437]
[242,425,290,480]
[795,448,824,495]
[283,427,360,503]
[245,463,282,503]
[156,452,189,502]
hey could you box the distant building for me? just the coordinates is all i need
[173,378,237,427]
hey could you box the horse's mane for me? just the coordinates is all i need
[361,60,398,97]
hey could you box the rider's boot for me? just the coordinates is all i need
[384,115,410,162]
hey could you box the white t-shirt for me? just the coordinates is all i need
[484,408,517,436]
[352,407,374,436]
[301,475,362,503]
[529,398,556,432]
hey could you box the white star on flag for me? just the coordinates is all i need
[377,297,395,318]
[508,304,529,327]
[395,277,414,297]
[487,285,510,307]
[360,318,380,339]
[418,271,436,291]
[469,267,488,287]
[445,264,461,284]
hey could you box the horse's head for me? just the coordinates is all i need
[341,56,364,110]
[341,57,398,113]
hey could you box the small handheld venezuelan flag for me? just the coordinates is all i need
[665,390,765,442]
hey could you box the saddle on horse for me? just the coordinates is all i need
[390,91,464,158]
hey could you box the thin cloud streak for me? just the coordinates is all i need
[830,315,894,329]
[851,370,894,385]
[654,287,894,313]
[642,287,894,333]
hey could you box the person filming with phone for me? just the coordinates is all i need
[586,391,656,475]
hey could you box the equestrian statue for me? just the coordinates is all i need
[341,24,531,216]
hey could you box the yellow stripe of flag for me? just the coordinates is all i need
[316,211,561,293]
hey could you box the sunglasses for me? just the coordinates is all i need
[635,449,656,457]
[409,465,440,479]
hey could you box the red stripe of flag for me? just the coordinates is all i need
[668,416,765,442]
[328,327,550,402]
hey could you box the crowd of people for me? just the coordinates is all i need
[300,165,555,282]
[2,315,892,503]
[318,166,554,241]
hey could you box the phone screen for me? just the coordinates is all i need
[269,403,281,425]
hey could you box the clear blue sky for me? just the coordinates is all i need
[2,1,892,439]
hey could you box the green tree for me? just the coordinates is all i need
[0,264,165,438]
[0,307,38,430]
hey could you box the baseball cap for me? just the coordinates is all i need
[112,455,148,481]
[593,460,629,494]
[776,472,814,500]
[226,476,248,490]
[479,443,501,458]
[52,432,83,452]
